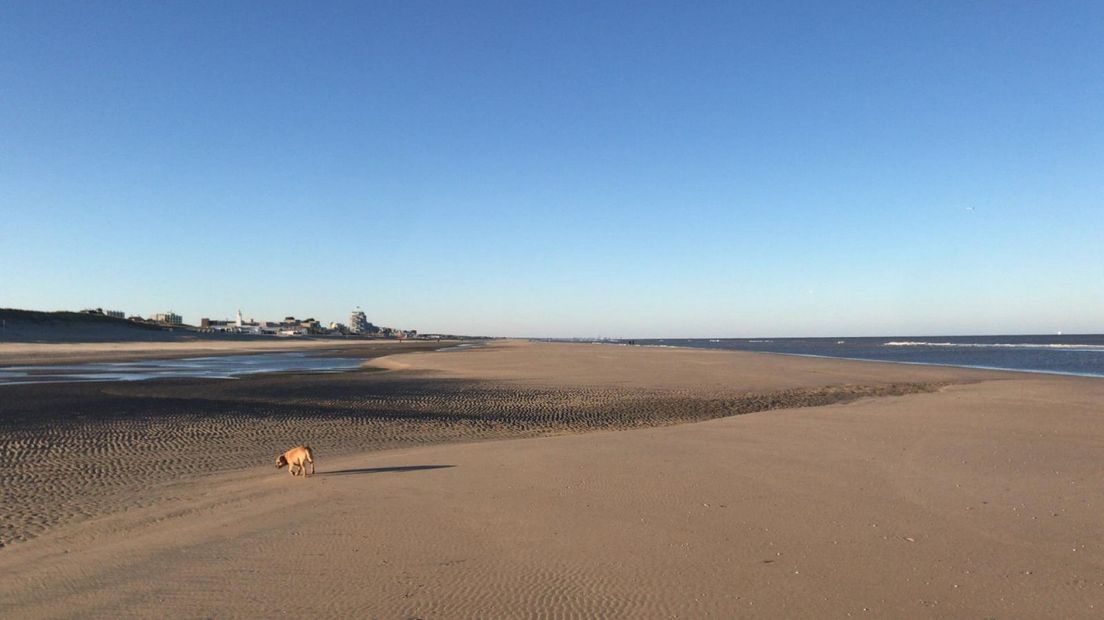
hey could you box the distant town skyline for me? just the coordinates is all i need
[53,306,418,338]
[3,3,1102,338]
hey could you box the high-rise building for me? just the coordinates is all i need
[349,308,369,334]
[152,311,183,325]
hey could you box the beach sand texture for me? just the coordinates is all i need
[2,341,1102,617]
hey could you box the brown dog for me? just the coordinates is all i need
[275,445,315,477]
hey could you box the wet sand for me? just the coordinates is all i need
[0,338,446,366]
[2,341,1102,617]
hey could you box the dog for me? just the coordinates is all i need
[275,445,315,477]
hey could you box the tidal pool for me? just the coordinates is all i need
[0,352,364,385]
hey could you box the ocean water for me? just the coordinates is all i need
[0,352,364,386]
[634,335,1104,378]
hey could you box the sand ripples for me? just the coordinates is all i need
[0,371,940,547]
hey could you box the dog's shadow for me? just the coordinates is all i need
[317,464,454,477]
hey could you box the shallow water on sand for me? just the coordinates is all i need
[0,352,364,385]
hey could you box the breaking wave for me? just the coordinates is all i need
[884,341,1104,352]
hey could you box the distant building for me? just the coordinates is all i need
[201,311,269,334]
[81,307,123,318]
[152,312,183,326]
[349,308,369,334]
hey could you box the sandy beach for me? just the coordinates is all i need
[2,341,1101,618]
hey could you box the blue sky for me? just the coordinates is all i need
[2,1,1101,337]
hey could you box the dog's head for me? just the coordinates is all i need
[275,454,288,469]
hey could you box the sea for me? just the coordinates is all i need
[632,335,1104,378]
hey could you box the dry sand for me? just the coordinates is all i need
[2,341,1102,618]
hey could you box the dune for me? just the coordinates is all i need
[1,341,1102,617]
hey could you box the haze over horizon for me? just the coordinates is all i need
[3,2,1101,338]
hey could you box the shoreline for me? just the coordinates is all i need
[8,335,1100,381]
[656,344,1104,380]
[622,339,1104,379]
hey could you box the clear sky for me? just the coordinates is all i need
[2,2,1101,337]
